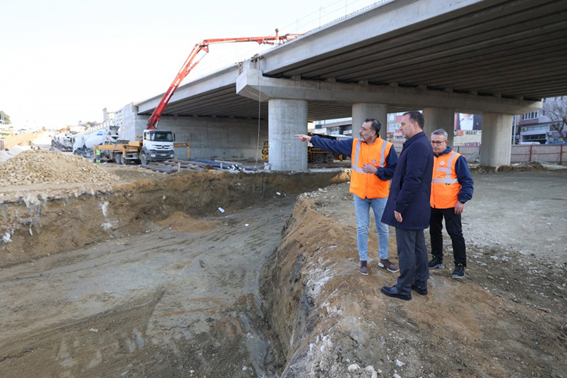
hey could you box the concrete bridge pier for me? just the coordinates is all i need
[423,107,456,146]
[352,103,387,140]
[268,99,308,171]
[480,113,514,168]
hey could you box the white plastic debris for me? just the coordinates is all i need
[89,328,99,333]
[347,364,361,372]
[365,365,379,378]
[218,207,225,213]
[2,232,12,243]
[245,224,249,227]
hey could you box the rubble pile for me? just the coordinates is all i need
[0,150,119,186]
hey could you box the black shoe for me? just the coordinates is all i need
[452,263,465,279]
[428,256,444,269]
[411,284,428,296]
[381,286,412,301]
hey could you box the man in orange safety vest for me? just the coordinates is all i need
[295,119,398,276]
[428,129,474,279]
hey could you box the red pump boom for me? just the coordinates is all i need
[146,29,300,130]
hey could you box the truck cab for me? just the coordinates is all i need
[1,130,14,139]
[140,129,175,165]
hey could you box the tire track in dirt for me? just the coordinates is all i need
[0,197,295,377]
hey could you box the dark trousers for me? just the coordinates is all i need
[395,228,429,295]
[430,207,466,266]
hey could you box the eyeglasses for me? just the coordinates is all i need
[431,140,447,145]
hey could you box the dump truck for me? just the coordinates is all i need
[0,130,15,139]
[262,134,347,164]
[51,133,74,152]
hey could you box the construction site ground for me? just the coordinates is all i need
[0,135,566,377]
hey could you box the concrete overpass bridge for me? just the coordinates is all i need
[132,0,567,170]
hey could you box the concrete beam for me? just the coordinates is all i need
[480,113,514,167]
[260,0,486,75]
[237,68,541,116]
[137,66,241,114]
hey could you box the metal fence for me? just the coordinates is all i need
[455,144,567,165]
[392,140,567,165]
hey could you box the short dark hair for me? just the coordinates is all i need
[365,118,381,134]
[403,111,424,129]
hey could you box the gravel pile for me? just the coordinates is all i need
[0,150,119,186]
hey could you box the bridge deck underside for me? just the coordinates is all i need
[139,0,567,121]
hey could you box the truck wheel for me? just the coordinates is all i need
[140,152,148,166]
[314,154,324,164]
[325,153,334,164]
[115,154,122,165]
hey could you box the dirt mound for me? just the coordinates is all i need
[471,161,547,173]
[0,150,119,186]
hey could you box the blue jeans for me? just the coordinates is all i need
[353,195,389,261]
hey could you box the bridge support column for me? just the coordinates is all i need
[422,107,456,146]
[480,113,513,167]
[352,103,387,140]
[268,99,308,171]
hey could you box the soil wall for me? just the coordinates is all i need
[0,170,350,267]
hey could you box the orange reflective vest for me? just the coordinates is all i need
[350,137,392,199]
[431,151,462,208]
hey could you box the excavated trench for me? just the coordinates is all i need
[2,167,567,378]
[0,169,350,377]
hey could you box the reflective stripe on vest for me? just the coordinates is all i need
[352,138,388,172]
[432,151,459,184]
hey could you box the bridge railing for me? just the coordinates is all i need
[188,0,393,81]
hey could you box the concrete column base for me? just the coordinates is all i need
[352,103,387,140]
[268,99,308,171]
[422,107,456,146]
[480,113,514,167]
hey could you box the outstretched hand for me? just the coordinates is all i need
[294,134,312,142]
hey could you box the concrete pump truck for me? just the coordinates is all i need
[95,30,299,165]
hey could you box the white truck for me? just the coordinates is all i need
[94,129,175,165]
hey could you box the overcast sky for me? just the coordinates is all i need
[1,0,381,128]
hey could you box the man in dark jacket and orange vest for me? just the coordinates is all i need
[428,129,474,279]
[381,111,433,301]
[295,118,398,275]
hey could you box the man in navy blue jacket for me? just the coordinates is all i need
[381,111,434,300]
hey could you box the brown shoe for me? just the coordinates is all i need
[358,261,368,275]
[379,258,399,273]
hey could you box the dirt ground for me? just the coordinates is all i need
[0,140,566,377]
[263,166,567,378]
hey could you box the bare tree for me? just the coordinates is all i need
[543,97,567,143]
